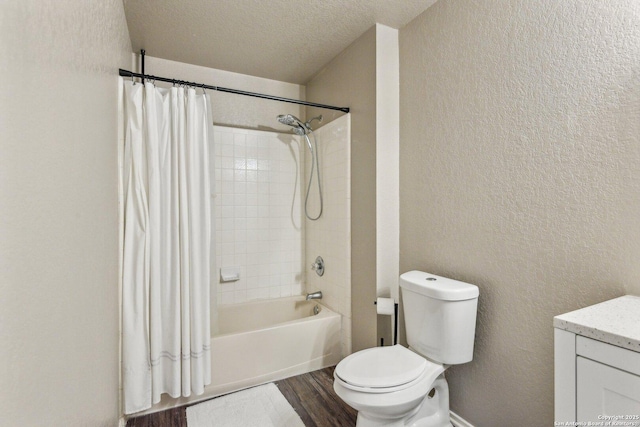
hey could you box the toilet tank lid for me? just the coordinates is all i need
[400,271,479,301]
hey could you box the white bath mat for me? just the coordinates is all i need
[186,383,304,427]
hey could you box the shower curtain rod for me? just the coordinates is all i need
[118,68,350,114]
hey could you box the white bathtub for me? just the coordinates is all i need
[144,296,341,414]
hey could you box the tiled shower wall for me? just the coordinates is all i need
[305,114,352,356]
[213,117,352,357]
[213,126,305,305]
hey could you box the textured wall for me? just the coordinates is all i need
[306,26,378,352]
[399,1,640,425]
[0,1,131,425]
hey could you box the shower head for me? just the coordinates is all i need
[278,113,324,220]
[277,114,300,126]
[277,114,308,135]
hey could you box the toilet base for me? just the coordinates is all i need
[354,375,452,427]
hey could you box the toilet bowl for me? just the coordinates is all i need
[333,345,451,427]
[333,271,479,427]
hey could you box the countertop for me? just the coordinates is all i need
[554,295,640,352]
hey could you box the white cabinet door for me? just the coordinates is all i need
[577,356,640,421]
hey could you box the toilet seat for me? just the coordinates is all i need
[335,345,444,394]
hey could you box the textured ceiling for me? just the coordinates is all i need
[123,0,438,84]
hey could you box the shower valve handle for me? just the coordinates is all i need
[311,256,324,276]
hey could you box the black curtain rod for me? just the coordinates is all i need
[118,69,350,114]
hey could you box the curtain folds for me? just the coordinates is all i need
[120,79,213,414]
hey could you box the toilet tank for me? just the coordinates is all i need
[400,271,479,365]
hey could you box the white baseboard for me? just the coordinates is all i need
[450,411,474,427]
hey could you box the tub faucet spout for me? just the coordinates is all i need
[306,291,322,300]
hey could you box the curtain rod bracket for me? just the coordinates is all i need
[140,49,146,84]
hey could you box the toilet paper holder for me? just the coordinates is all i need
[374,298,399,346]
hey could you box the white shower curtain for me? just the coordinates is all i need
[120,79,214,414]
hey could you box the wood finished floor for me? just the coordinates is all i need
[126,366,357,427]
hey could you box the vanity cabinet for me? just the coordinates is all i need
[554,296,640,424]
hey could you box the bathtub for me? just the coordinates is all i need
[145,296,341,414]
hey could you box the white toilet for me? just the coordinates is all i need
[333,270,479,427]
